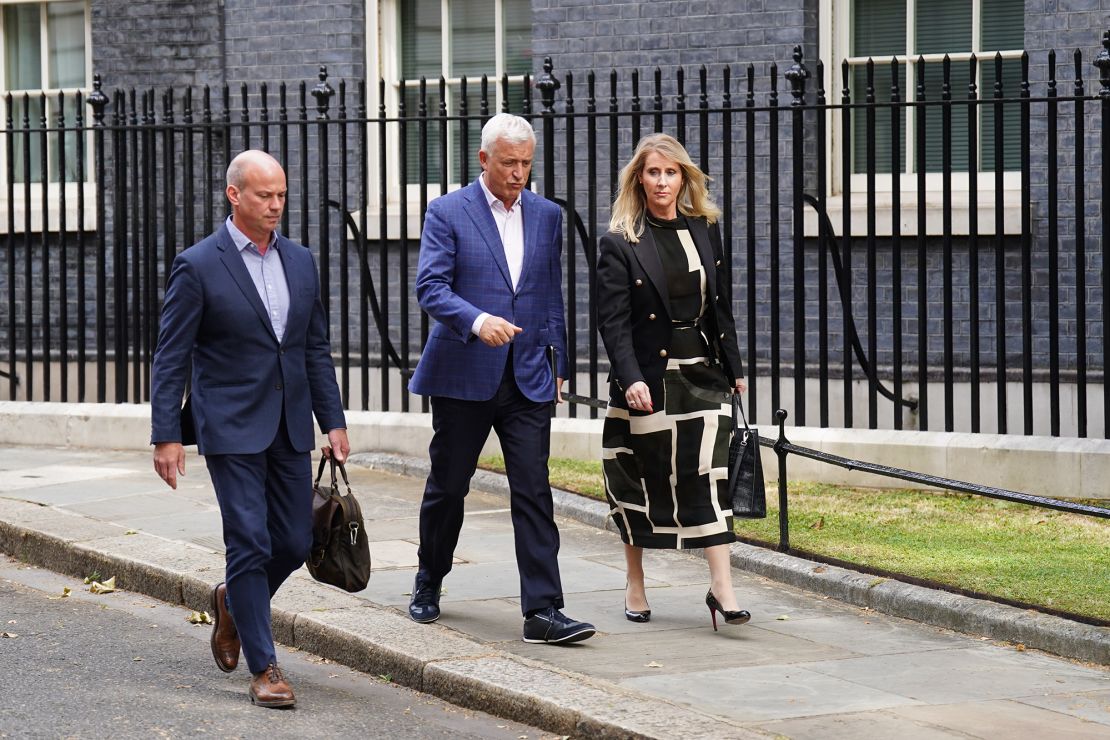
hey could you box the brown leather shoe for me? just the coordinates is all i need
[210,583,240,673]
[249,663,296,708]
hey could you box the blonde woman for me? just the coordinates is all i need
[597,133,750,630]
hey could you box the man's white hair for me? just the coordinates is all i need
[480,113,535,154]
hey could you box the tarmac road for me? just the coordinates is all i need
[0,557,554,740]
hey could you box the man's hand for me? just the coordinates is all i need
[153,442,186,490]
[556,376,564,404]
[478,316,523,347]
[326,428,350,463]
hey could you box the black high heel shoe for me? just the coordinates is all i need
[705,589,750,631]
[624,583,651,622]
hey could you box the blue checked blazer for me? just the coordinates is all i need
[409,179,568,402]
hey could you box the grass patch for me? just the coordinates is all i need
[478,456,1110,622]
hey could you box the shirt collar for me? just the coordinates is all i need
[478,173,521,211]
[226,216,279,253]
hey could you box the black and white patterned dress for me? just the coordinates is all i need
[602,216,736,549]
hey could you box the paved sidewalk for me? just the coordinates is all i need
[1,444,1108,739]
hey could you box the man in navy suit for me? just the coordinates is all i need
[151,150,349,707]
[408,113,594,644]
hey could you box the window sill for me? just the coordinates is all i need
[803,188,1023,238]
[0,182,98,235]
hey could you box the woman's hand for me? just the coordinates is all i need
[624,381,653,413]
[733,377,747,394]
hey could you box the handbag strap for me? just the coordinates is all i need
[731,394,751,433]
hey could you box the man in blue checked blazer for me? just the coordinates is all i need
[408,113,595,645]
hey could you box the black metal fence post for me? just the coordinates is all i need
[87,76,109,403]
[774,409,791,552]
[1095,31,1110,438]
[786,47,808,427]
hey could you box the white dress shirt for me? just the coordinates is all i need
[471,173,525,337]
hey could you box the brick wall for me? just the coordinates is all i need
[223,0,366,86]
[91,0,224,90]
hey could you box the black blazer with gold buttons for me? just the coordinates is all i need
[596,215,744,410]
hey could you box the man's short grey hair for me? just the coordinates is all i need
[480,113,535,154]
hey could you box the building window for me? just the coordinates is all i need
[1,0,91,184]
[393,0,532,185]
[844,0,1024,176]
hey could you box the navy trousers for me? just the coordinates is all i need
[204,413,312,674]
[418,365,564,616]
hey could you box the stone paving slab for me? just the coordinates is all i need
[2,444,1110,739]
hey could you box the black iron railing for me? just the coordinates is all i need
[3,31,1110,438]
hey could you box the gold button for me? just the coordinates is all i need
[659,349,668,358]
[635,279,643,287]
[648,313,656,320]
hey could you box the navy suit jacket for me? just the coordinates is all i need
[150,225,345,455]
[408,179,568,402]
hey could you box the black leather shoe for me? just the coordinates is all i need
[522,607,596,644]
[705,589,751,631]
[624,604,652,623]
[408,572,442,624]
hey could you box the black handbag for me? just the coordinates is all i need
[728,395,767,518]
[307,455,372,592]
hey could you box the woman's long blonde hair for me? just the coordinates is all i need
[608,133,720,242]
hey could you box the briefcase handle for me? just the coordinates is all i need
[315,450,352,496]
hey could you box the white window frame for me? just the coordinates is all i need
[812,0,1023,237]
[364,0,530,238]
[0,0,94,234]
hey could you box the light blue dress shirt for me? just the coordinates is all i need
[225,216,290,343]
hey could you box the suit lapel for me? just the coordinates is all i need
[518,190,541,290]
[276,238,308,343]
[685,217,718,306]
[629,223,670,310]
[217,225,279,344]
[463,180,514,291]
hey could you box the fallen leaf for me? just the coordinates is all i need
[6,620,15,625]
[125,529,138,535]
[186,611,213,625]
[644,661,664,668]
[867,578,886,589]
[0,632,17,638]
[61,586,71,597]
[812,566,827,574]
[89,576,117,594]
[809,516,825,530]
[1015,643,1027,652]
[776,615,790,620]
[132,657,143,662]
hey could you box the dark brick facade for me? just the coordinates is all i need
[91,0,224,90]
[5,1,1108,423]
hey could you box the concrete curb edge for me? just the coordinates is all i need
[0,503,751,739]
